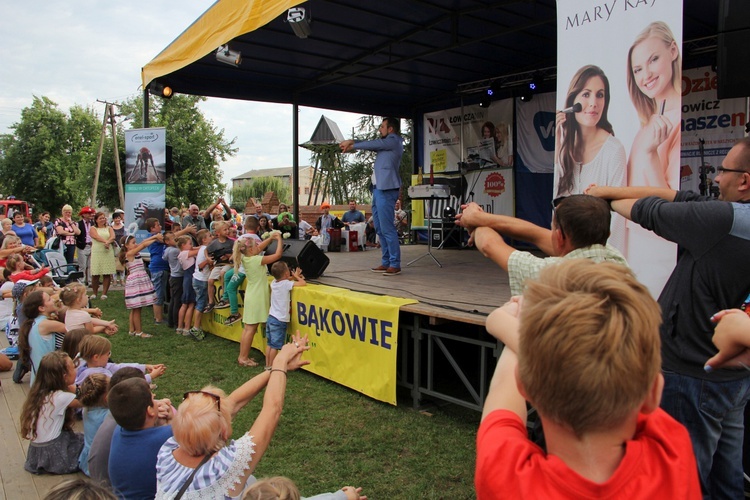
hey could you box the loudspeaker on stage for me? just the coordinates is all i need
[266,239,330,279]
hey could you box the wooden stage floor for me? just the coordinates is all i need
[311,243,511,326]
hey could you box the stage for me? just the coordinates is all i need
[307,243,511,411]
[312,243,511,323]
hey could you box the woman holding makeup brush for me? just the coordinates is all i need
[626,21,681,189]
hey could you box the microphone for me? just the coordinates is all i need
[561,102,582,114]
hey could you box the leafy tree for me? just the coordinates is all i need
[229,177,291,211]
[0,96,101,214]
[114,94,237,209]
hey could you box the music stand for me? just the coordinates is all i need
[406,186,450,268]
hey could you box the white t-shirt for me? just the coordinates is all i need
[298,220,312,239]
[0,280,15,328]
[33,390,77,443]
[269,279,295,323]
[193,246,210,282]
[65,309,92,331]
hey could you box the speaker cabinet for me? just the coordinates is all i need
[717,0,750,99]
[429,220,461,248]
[266,239,329,278]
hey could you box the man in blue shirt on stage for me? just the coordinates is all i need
[340,117,404,275]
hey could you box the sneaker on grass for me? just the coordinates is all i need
[189,327,205,341]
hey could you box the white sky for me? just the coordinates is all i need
[0,2,364,193]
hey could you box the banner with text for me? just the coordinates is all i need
[680,66,748,193]
[124,128,167,244]
[556,0,683,297]
[423,99,513,174]
[516,92,555,174]
[204,280,416,405]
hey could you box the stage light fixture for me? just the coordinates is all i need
[479,94,491,108]
[519,88,533,102]
[216,44,242,67]
[148,82,173,99]
[287,7,312,38]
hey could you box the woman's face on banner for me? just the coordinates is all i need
[630,36,677,100]
[482,126,492,139]
[574,76,606,129]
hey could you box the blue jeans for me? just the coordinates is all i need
[265,315,288,349]
[661,370,750,499]
[372,187,400,268]
[150,270,168,306]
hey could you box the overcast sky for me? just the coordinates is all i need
[0,2,364,194]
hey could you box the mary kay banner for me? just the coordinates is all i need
[204,280,416,405]
[680,66,748,193]
[124,128,167,244]
[556,0,683,297]
[423,99,513,174]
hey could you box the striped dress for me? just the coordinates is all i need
[124,256,157,310]
[155,434,256,499]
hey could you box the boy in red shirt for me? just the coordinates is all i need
[476,260,701,499]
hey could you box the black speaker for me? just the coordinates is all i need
[717,0,750,100]
[266,239,329,278]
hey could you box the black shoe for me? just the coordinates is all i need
[204,303,215,313]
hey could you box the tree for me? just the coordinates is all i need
[0,96,101,214]
[228,177,291,211]
[114,94,237,209]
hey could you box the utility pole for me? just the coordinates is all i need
[92,100,131,209]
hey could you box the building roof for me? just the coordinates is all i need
[232,165,311,181]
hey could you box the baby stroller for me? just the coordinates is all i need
[33,237,84,286]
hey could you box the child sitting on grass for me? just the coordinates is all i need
[21,351,83,474]
[77,373,110,476]
[476,260,701,499]
[266,261,306,369]
[60,283,117,335]
[74,335,165,386]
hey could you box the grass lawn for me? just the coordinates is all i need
[99,290,479,499]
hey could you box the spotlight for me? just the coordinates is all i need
[216,44,242,67]
[287,7,312,38]
[519,90,533,103]
[148,82,173,99]
[479,94,491,108]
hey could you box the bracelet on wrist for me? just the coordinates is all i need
[267,368,287,376]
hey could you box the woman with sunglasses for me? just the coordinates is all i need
[154,333,310,499]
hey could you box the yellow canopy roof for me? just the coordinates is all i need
[142,0,306,89]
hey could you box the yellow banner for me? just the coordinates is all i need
[203,279,416,405]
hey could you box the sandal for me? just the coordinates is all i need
[238,358,258,367]
[135,332,153,338]
[128,331,137,336]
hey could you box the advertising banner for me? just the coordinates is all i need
[516,92,556,174]
[204,280,416,405]
[680,66,748,193]
[423,99,513,174]
[555,0,683,296]
[124,128,167,243]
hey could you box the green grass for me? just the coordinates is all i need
[99,290,478,498]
